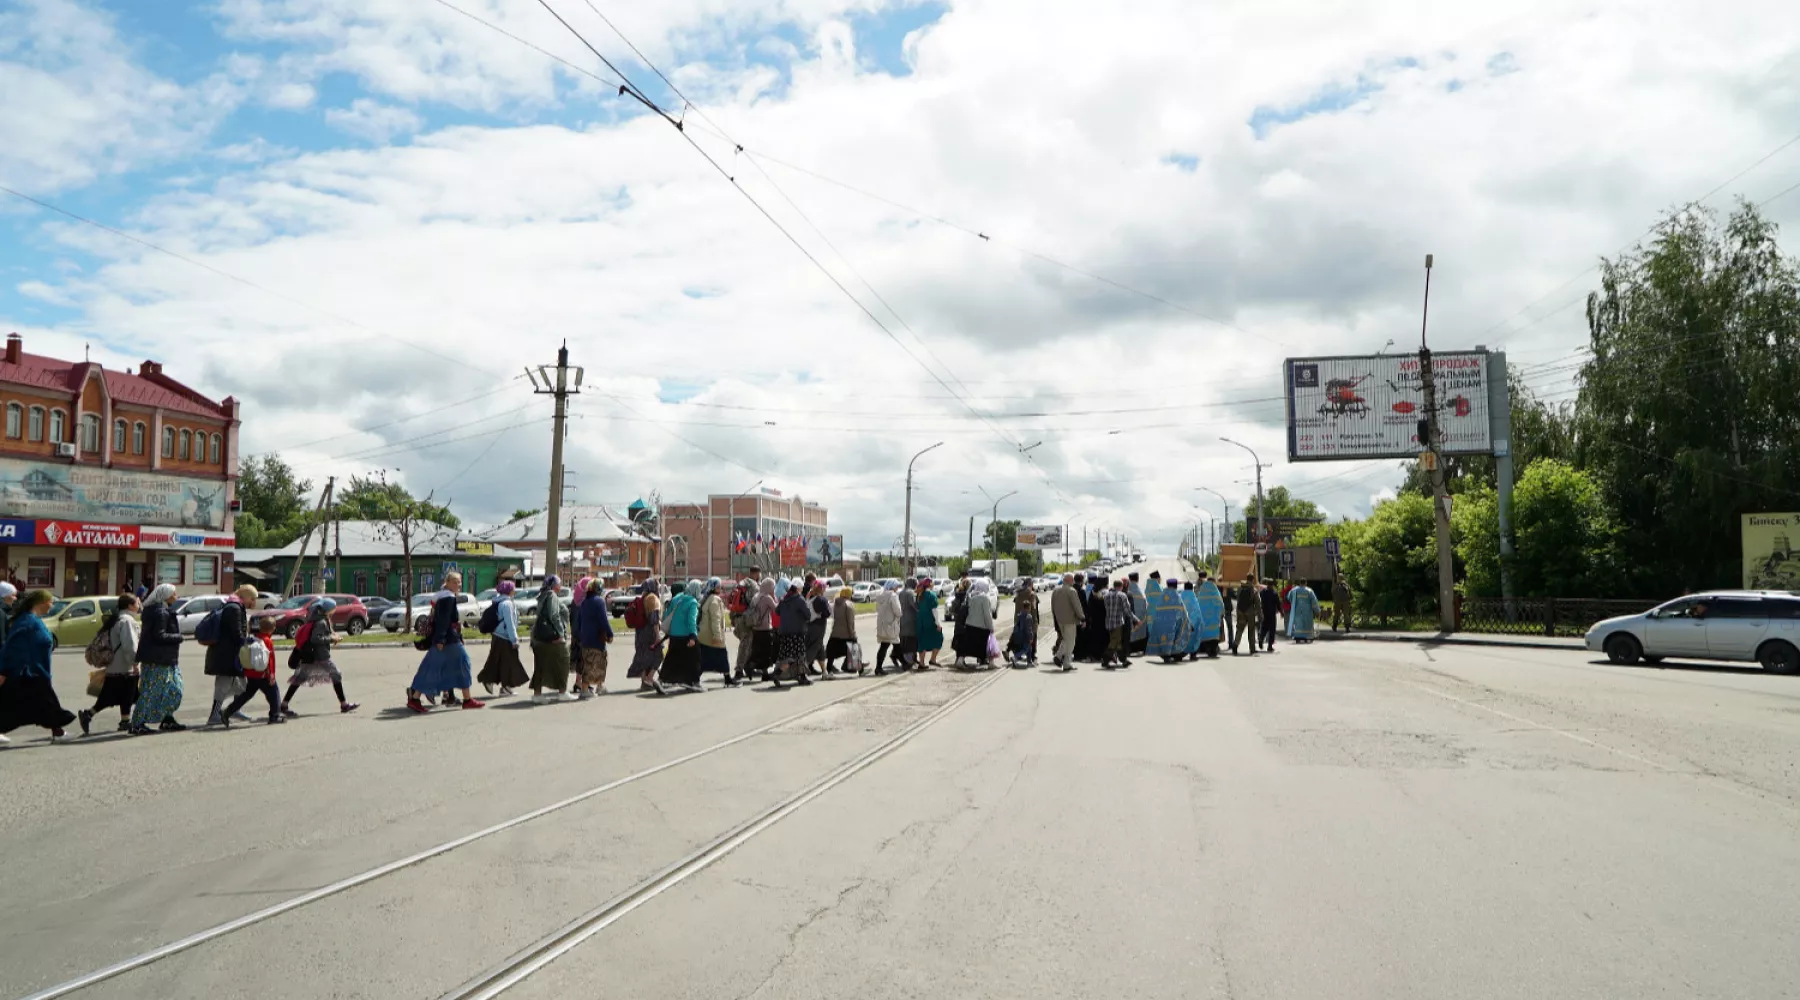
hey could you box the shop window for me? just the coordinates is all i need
[156,554,185,584]
[418,571,436,593]
[162,426,174,457]
[49,409,65,443]
[5,402,18,439]
[113,418,127,452]
[208,433,221,464]
[80,413,100,452]
[29,406,44,442]
[178,429,191,460]
[25,558,56,587]
[133,421,146,454]
[193,555,218,586]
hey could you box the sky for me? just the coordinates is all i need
[3,0,1798,557]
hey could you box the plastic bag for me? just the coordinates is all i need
[986,633,1001,660]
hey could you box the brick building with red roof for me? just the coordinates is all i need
[1,332,240,597]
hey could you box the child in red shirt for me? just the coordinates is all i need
[221,616,285,727]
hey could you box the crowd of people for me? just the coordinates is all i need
[0,562,1343,744]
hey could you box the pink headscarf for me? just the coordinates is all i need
[575,577,592,601]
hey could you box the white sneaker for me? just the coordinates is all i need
[50,732,71,743]
[0,733,11,743]
[559,692,579,702]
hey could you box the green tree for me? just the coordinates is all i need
[982,519,1021,553]
[1335,494,1440,617]
[1453,460,1621,598]
[337,475,459,529]
[509,508,542,523]
[235,454,315,548]
[1231,486,1323,542]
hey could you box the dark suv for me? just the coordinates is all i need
[250,593,370,637]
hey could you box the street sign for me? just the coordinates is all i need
[1279,549,1295,573]
[443,561,460,573]
[1324,537,1340,559]
[1254,543,1269,554]
[322,568,334,580]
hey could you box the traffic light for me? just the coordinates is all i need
[1416,419,1431,447]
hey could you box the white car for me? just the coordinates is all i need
[381,593,481,633]
[1585,590,1800,673]
[173,594,233,635]
[1037,577,1059,592]
[851,581,876,603]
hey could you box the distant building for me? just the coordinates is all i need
[478,505,659,586]
[235,520,526,599]
[0,332,239,597]
[660,488,830,579]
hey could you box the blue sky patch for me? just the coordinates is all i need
[657,380,707,403]
[847,1,949,77]
[1162,153,1200,172]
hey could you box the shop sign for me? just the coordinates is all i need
[138,528,235,550]
[37,520,140,548]
[0,518,35,542]
[0,458,227,529]
[455,540,495,555]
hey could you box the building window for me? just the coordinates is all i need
[25,557,56,587]
[161,426,174,457]
[49,409,65,443]
[156,554,185,584]
[352,570,369,594]
[178,429,191,460]
[208,433,221,464]
[192,555,219,586]
[80,413,100,452]
[133,421,146,455]
[29,406,45,442]
[5,402,18,439]
[112,418,127,452]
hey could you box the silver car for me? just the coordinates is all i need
[1584,590,1800,673]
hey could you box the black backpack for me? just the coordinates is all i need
[477,600,501,635]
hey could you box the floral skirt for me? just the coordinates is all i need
[776,632,808,665]
[290,659,343,688]
[131,664,183,727]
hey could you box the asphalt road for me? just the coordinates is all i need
[4,558,1798,999]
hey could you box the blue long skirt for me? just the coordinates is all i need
[411,644,473,697]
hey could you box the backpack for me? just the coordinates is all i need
[289,620,316,667]
[477,600,501,635]
[624,594,648,629]
[85,617,118,668]
[728,586,750,616]
[194,606,223,646]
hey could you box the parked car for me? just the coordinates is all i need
[381,592,481,633]
[41,595,120,649]
[173,593,233,635]
[359,596,399,616]
[851,581,876,603]
[1037,577,1059,592]
[1585,590,1800,673]
[609,584,647,619]
[256,591,280,610]
[250,593,371,637]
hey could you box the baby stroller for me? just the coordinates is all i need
[1007,612,1038,667]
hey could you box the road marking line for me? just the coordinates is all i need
[439,667,1010,1000]
[1399,680,1678,773]
[16,675,908,1000]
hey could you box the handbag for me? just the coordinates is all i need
[86,668,106,698]
[239,640,270,674]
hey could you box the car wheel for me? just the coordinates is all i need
[414,615,428,632]
[345,617,366,636]
[1603,633,1642,665]
[1756,639,1799,675]
[282,620,300,639]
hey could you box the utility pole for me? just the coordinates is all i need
[284,477,333,598]
[905,442,943,578]
[528,345,582,582]
[1219,440,1267,578]
[1419,254,1456,632]
[966,516,974,570]
[978,486,1016,579]
[332,507,342,596]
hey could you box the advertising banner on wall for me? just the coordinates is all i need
[0,459,228,529]
[1742,513,1800,589]
[137,528,235,551]
[1016,524,1065,550]
[37,521,140,548]
[806,535,844,566]
[1285,352,1493,461]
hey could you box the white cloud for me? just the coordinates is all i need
[325,98,424,142]
[7,0,1800,554]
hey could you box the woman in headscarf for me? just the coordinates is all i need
[955,578,996,668]
[697,577,738,688]
[1009,579,1039,665]
[567,576,592,696]
[529,575,572,703]
[805,580,831,676]
[949,577,972,660]
[282,597,360,716]
[770,583,814,687]
[205,585,256,727]
[748,577,779,680]
[478,580,528,696]
[574,579,613,698]
[896,578,918,671]
[657,580,704,694]
[914,578,944,669]
[825,586,859,675]
[1078,575,1109,662]
[0,589,76,742]
[406,572,483,713]
[874,580,902,676]
[627,576,666,690]
[130,583,186,735]
[79,592,140,735]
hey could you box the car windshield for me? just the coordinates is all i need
[46,600,69,616]
[276,596,313,610]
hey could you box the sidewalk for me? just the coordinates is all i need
[1315,629,1589,652]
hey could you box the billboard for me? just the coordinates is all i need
[1247,516,1323,547]
[1016,524,1064,550]
[1742,513,1800,589]
[809,535,844,566]
[1285,352,1492,461]
[0,458,228,529]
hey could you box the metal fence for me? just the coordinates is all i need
[1330,596,1661,636]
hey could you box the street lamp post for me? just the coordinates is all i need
[1220,438,1268,578]
[978,486,1018,579]
[904,442,945,578]
[1195,487,1230,568]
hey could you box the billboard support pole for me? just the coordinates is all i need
[1419,254,1457,632]
[1488,350,1517,618]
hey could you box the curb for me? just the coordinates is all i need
[1316,632,1587,653]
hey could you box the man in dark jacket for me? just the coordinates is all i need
[1230,577,1260,656]
[1258,579,1281,652]
[205,586,255,726]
